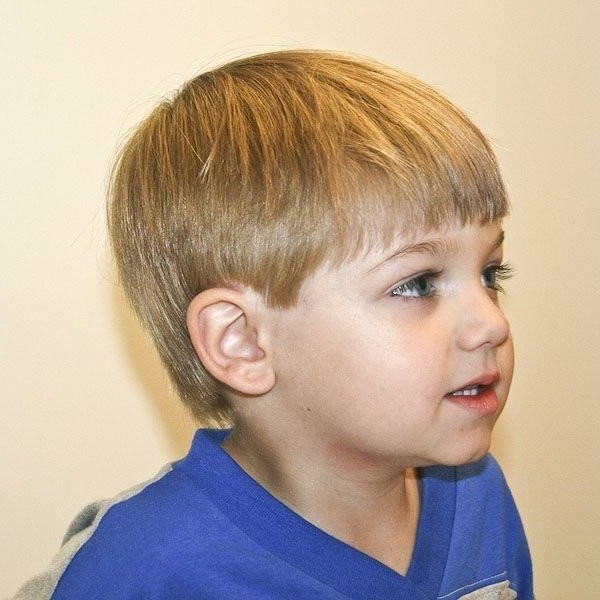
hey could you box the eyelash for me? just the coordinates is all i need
[390,271,441,298]
[482,262,514,293]
[390,263,514,298]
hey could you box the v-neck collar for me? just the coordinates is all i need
[179,429,456,599]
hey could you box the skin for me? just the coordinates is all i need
[213,220,514,574]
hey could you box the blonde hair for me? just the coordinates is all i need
[108,49,508,425]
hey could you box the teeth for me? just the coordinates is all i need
[451,386,481,397]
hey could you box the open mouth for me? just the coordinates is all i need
[449,385,485,397]
[445,377,499,415]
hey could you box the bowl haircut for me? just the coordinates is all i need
[108,50,508,425]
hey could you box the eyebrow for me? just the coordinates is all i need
[371,229,505,272]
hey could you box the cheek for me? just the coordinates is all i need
[292,320,387,398]
[272,311,355,391]
[506,331,515,369]
[499,335,515,392]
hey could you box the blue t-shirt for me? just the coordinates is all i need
[19,429,533,599]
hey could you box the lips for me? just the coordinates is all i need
[445,373,500,415]
[447,372,499,397]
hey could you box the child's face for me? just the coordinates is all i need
[268,220,513,468]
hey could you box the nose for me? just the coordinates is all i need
[455,287,511,351]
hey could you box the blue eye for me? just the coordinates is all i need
[482,263,513,292]
[391,274,436,298]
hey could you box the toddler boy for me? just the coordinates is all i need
[15,50,533,599]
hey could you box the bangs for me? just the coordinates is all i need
[322,129,508,264]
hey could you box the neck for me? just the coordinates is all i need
[222,423,421,575]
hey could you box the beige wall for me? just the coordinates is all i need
[2,2,598,597]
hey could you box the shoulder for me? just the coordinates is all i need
[52,462,208,599]
[441,454,524,539]
[455,453,511,499]
[54,438,236,597]
[419,453,509,507]
[17,430,234,600]
[12,462,183,600]
[436,454,534,599]
[456,452,505,481]
[422,454,514,508]
[453,454,527,541]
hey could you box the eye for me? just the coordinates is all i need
[391,273,437,298]
[482,263,513,292]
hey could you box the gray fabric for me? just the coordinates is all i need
[12,522,101,600]
[10,463,175,600]
[459,580,517,599]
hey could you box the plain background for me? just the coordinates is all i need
[2,2,598,598]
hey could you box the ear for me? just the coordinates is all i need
[186,288,275,396]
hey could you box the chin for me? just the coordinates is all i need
[439,436,493,467]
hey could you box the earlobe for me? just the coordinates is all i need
[186,289,275,396]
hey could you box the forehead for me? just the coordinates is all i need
[319,220,506,278]
[376,225,505,264]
